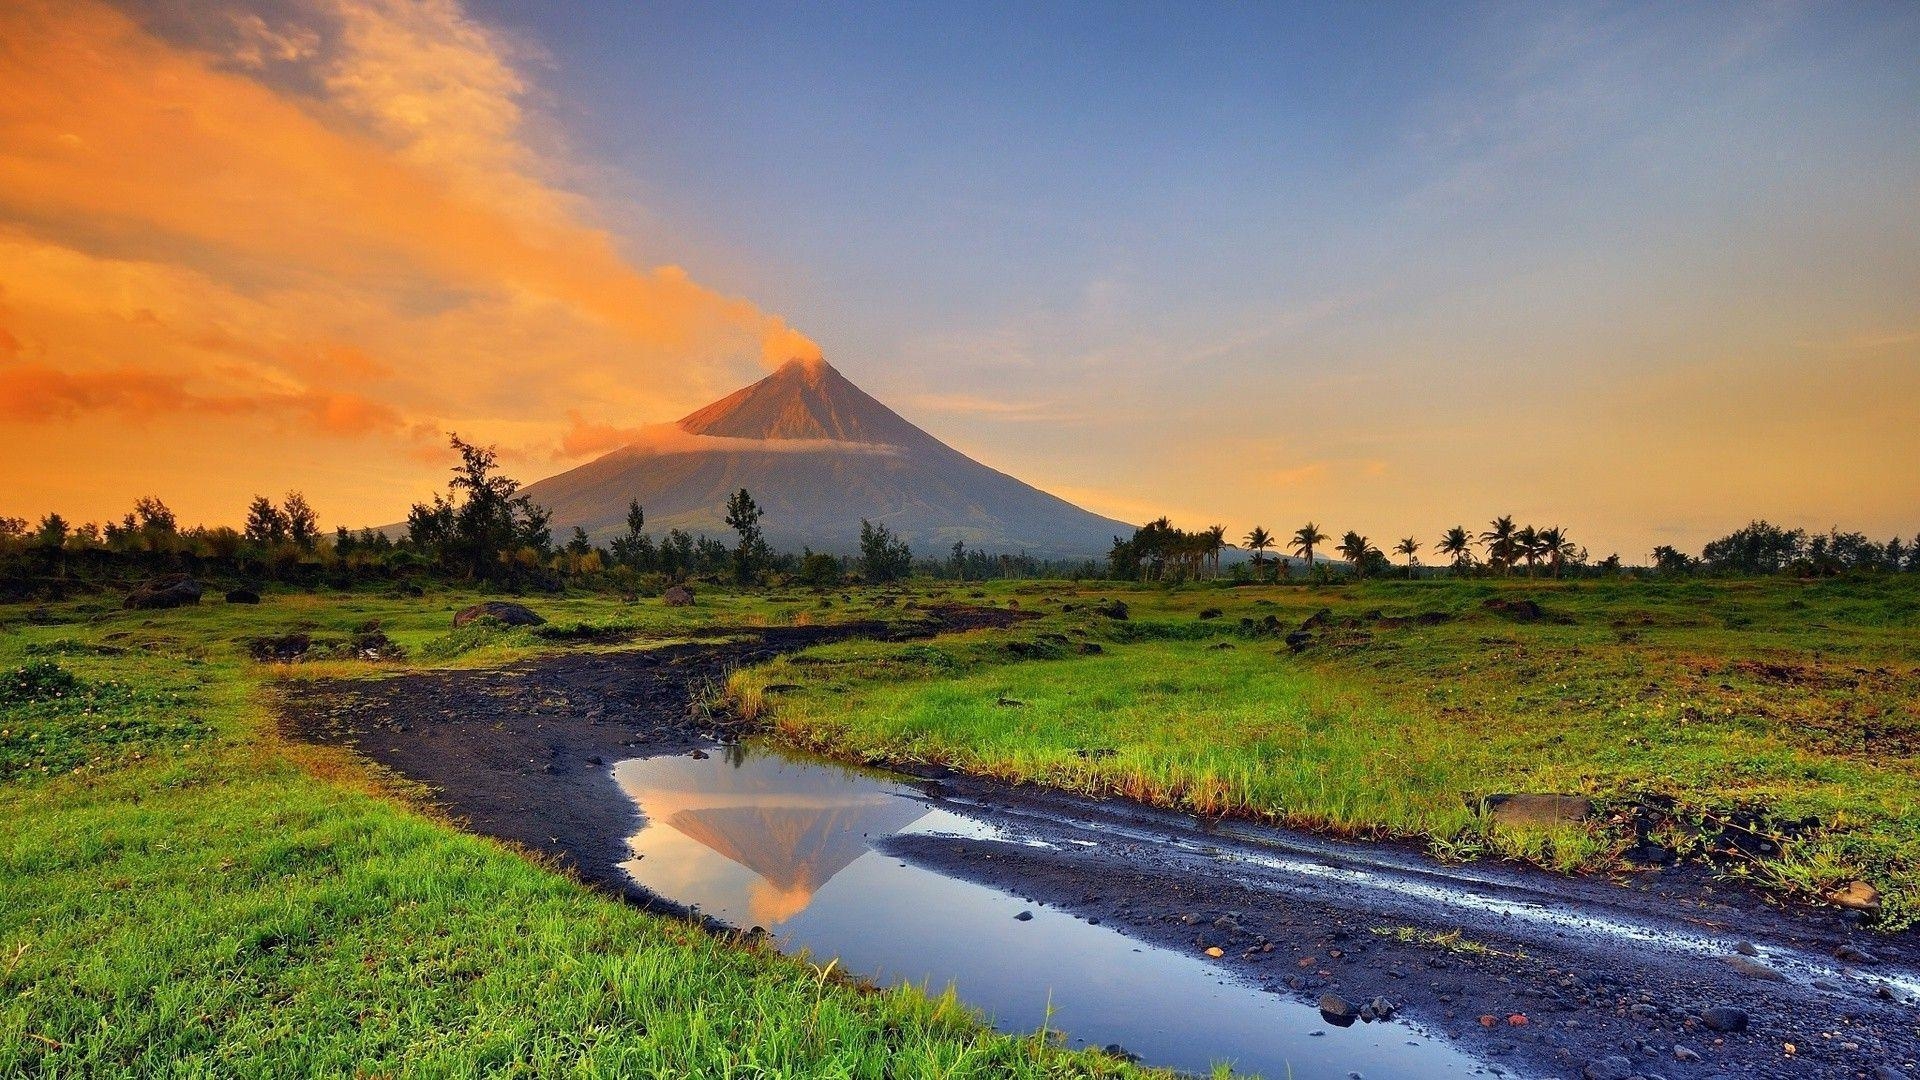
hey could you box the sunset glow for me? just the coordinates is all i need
[3,0,1916,558]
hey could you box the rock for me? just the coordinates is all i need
[1205,946,1225,958]
[1699,1006,1748,1033]
[1624,842,1672,865]
[1483,793,1594,828]
[1285,630,1314,653]
[1835,944,1880,964]
[1583,1056,1637,1080]
[224,588,261,604]
[1300,608,1334,630]
[1873,1067,1905,1080]
[1075,642,1104,655]
[452,601,545,628]
[1014,910,1033,921]
[1673,1045,1700,1062]
[1094,600,1129,620]
[1198,608,1223,620]
[1733,941,1759,957]
[123,574,203,610]
[1829,881,1881,912]
[246,633,310,662]
[662,585,696,608]
[1724,955,1784,982]
[1482,597,1546,621]
[1629,1003,1660,1019]
[1318,993,1359,1027]
[1367,996,1397,1021]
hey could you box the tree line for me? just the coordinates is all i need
[1107,515,1920,583]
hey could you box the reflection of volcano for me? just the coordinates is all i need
[618,752,927,924]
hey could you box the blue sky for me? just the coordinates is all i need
[7,1,1917,556]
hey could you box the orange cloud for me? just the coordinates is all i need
[0,0,820,527]
[0,361,404,437]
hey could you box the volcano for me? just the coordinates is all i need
[520,357,1131,557]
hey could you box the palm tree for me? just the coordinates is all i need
[1539,526,1576,577]
[1336,530,1377,576]
[1206,524,1227,578]
[1479,516,1518,574]
[1515,524,1541,576]
[1244,526,1274,579]
[1290,522,1328,572]
[1437,526,1473,573]
[1393,537,1421,577]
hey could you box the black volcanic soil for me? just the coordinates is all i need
[281,613,1920,1080]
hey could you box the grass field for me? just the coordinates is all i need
[731,576,1920,928]
[0,585,1154,1078]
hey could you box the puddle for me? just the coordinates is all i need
[615,746,1492,1079]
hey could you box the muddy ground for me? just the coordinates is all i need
[281,616,1919,1080]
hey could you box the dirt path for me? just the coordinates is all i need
[281,613,1920,1080]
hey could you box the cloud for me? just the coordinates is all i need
[907,392,1080,423]
[0,361,405,435]
[558,414,900,461]
[0,0,821,525]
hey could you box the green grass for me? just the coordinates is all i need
[731,575,1920,927]
[0,585,1156,1078]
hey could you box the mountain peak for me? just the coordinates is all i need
[677,356,926,446]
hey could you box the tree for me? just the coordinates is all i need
[858,519,913,583]
[1651,545,1693,573]
[283,492,318,551]
[949,540,967,581]
[1538,526,1576,578]
[799,548,842,587]
[245,496,287,545]
[724,489,767,584]
[1700,520,1805,574]
[1205,524,1227,577]
[407,434,552,578]
[1479,516,1518,574]
[1243,526,1274,579]
[1437,526,1473,573]
[35,513,68,550]
[1393,536,1420,576]
[1515,525,1541,576]
[1336,531,1378,577]
[609,501,655,570]
[566,526,592,557]
[1289,522,1328,572]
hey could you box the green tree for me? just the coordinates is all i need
[35,513,69,550]
[724,489,767,584]
[1335,530,1378,576]
[1437,526,1473,572]
[1479,516,1518,574]
[245,496,287,545]
[858,519,913,583]
[1289,522,1328,571]
[283,492,318,551]
[1243,526,1274,579]
[407,434,551,578]
[1393,536,1420,576]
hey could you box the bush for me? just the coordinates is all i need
[0,660,83,704]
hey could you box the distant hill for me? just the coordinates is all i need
[518,357,1133,557]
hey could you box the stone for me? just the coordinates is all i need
[1582,1056,1636,1080]
[1699,1006,1748,1033]
[1724,955,1784,982]
[123,574,203,610]
[1483,793,1594,828]
[452,601,545,628]
[1318,994,1360,1027]
[1829,881,1881,912]
[1095,600,1129,620]
[1673,1045,1700,1062]
[1013,910,1033,921]
[1367,996,1397,1021]
[224,588,261,604]
[662,585,696,608]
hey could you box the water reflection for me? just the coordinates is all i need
[614,746,1489,1079]
[617,747,925,923]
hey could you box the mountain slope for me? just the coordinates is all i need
[519,358,1132,557]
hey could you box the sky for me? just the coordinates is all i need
[2,0,1917,559]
